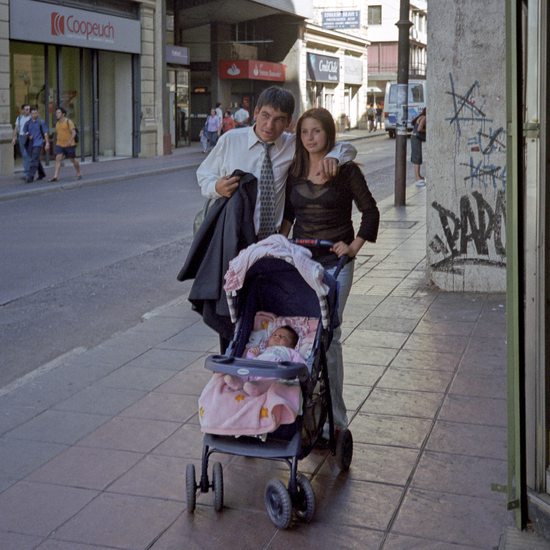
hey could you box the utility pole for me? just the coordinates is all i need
[394,0,412,206]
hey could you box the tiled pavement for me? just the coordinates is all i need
[0,171,516,549]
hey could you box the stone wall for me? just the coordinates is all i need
[0,0,13,175]
[426,0,507,291]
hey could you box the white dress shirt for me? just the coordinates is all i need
[196,126,356,234]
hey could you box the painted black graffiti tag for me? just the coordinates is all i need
[430,190,506,273]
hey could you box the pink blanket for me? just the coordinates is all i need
[198,373,301,436]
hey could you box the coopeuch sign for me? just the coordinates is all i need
[10,0,141,54]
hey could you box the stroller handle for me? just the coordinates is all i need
[290,238,350,279]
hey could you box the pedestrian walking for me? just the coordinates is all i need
[376,103,383,129]
[233,104,250,127]
[221,110,236,134]
[367,104,376,132]
[49,107,81,182]
[23,106,50,183]
[281,107,380,438]
[12,104,32,180]
[411,107,427,187]
[204,108,221,151]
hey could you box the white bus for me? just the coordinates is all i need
[383,80,427,138]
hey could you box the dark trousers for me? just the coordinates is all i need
[27,146,45,180]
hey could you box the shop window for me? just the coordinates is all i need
[10,42,46,123]
[368,6,382,26]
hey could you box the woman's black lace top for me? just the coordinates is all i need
[284,162,380,266]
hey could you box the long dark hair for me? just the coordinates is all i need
[290,108,336,178]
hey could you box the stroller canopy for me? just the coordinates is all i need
[224,236,339,329]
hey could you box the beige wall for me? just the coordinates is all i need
[0,0,13,175]
[139,0,160,158]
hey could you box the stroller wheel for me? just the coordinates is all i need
[335,428,353,471]
[265,479,292,529]
[212,462,224,512]
[293,474,315,523]
[186,463,197,513]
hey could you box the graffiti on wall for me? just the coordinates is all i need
[429,74,506,274]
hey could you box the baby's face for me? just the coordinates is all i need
[267,328,295,348]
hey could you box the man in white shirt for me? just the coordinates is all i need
[11,104,32,180]
[233,104,250,127]
[197,86,357,237]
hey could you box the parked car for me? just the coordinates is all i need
[383,80,427,138]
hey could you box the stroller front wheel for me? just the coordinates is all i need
[186,463,197,513]
[265,479,292,529]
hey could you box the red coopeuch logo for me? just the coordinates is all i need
[51,12,65,36]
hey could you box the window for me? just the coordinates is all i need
[368,6,382,25]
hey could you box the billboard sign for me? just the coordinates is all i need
[307,53,340,83]
[219,60,286,82]
[322,10,361,30]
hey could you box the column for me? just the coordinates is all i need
[0,0,13,175]
[139,2,158,157]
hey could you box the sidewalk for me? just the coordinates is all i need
[0,127,385,203]
[0,176,523,549]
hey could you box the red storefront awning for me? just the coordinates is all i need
[219,60,286,82]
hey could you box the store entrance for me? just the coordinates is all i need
[168,69,190,148]
[10,41,137,168]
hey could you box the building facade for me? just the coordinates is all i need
[1,0,166,177]
[310,0,427,122]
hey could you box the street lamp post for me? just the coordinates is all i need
[394,0,412,206]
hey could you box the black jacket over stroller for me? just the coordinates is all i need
[186,250,354,529]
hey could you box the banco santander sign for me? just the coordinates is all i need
[10,0,140,54]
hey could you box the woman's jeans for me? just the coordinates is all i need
[325,259,354,429]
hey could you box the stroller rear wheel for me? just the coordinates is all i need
[186,463,197,513]
[335,428,353,471]
[293,474,315,523]
[212,462,224,512]
[265,479,292,529]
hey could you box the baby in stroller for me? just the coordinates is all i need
[224,325,305,397]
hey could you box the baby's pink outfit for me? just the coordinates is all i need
[246,345,306,364]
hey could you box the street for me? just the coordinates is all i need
[0,134,398,387]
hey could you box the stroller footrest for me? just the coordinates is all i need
[204,430,302,459]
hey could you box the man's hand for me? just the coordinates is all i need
[215,175,240,198]
[313,158,339,181]
[45,142,50,150]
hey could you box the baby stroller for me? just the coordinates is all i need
[186,238,353,529]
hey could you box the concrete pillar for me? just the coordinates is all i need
[0,0,13,175]
[426,0,506,291]
[210,23,232,111]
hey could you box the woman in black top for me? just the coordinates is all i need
[281,107,380,432]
